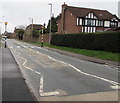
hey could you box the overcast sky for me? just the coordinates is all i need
[0,0,120,33]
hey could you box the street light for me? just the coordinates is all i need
[49,3,52,45]
[29,18,33,38]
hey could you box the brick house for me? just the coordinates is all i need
[25,24,43,35]
[57,3,120,34]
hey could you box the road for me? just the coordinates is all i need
[7,39,119,101]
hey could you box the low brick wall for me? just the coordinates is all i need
[10,33,55,44]
[23,34,52,43]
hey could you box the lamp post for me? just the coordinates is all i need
[49,3,52,45]
[29,18,33,38]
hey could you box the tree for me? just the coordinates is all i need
[17,29,25,40]
[16,25,26,30]
[15,25,26,40]
[45,15,59,33]
[32,30,39,38]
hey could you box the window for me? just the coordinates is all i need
[96,20,98,26]
[80,19,82,25]
[85,27,87,33]
[82,27,84,32]
[98,20,103,26]
[76,18,79,25]
[104,21,110,27]
[87,19,91,26]
[76,18,83,25]
[93,27,96,32]
[110,22,118,27]
[82,26,96,33]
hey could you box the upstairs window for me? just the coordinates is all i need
[80,19,82,25]
[98,20,104,26]
[76,18,79,25]
[76,18,83,25]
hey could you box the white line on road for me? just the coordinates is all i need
[40,91,60,97]
[47,56,120,88]
[12,40,119,90]
[110,85,120,89]
[39,75,44,93]
[39,75,59,97]
[14,49,41,75]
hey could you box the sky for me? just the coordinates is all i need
[0,0,120,33]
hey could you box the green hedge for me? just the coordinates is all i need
[51,31,120,53]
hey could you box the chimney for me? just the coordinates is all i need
[62,2,67,11]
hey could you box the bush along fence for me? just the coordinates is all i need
[51,31,120,53]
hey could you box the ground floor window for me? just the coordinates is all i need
[82,26,96,33]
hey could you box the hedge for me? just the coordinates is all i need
[51,31,120,53]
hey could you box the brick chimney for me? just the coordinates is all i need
[62,3,67,11]
[61,3,67,34]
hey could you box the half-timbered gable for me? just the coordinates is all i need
[57,4,120,34]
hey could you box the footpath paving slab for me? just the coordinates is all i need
[39,90,119,101]
[2,48,38,102]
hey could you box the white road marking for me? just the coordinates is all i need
[48,56,67,65]
[14,49,41,75]
[47,56,119,87]
[30,46,35,49]
[39,75,44,93]
[39,75,60,97]
[12,40,120,91]
[17,46,20,48]
[110,85,120,89]
[9,46,13,48]
[34,71,41,75]
[40,91,60,96]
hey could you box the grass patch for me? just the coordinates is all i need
[22,40,119,62]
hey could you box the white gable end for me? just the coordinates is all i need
[85,12,97,19]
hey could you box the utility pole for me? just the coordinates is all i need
[31,18,33,38]
[49,3,52,45]
[29,18,33,39]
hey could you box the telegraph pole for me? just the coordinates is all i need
[49,3,52,45]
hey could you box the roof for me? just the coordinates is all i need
[61,4,119,20]
[26,24,43,30]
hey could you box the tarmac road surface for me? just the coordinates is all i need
[6,39,119,101]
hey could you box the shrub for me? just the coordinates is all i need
[51,31,120,53]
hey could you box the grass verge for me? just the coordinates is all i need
[23,40,119,62]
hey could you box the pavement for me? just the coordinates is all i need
[1,48,38,102]
[40,90,119,101]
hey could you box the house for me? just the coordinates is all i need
[57,3,120,34]
[25,24,43,35]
